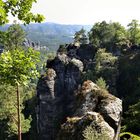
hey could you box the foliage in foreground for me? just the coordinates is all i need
[122,100,140,135]
[120,132,140,140]
[0,48,40,86]
[0,85,31,138]
[83,125,110,140]
[0,0,45,25]
[0,23,26,51]
[0,47,40,140]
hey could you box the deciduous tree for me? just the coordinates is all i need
[89,21,128,52]
[127,19,140,45]
[74,28,88,45]
[0,0,45,25]
[0,22,26,50]
[0,48,40,140]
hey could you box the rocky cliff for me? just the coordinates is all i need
[37,44,122,140]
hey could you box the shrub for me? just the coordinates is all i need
[96,77,109,90]
[83,125,110,140]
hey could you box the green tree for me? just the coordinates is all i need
[123,100,140,135]
[89,21,128,52]
[0,1,44,140]
[22,83,38,140]
[94,49,118,94]
[89,21,111,48]
[0,0,45,25]
[74,28,88,45]
[127,19,140,45]
[0,48,40,140]
[0,85,32,139]
[112,22,129,50]
[96,77,108,90]
[0,23,26,50]
[83,49,118,94]
[94,49,117,72]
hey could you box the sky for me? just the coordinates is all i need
[10,0,140,26]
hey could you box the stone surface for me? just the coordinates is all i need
[56,112,115,140]
[37,44,122,140]
[57,81,122,140]
[37,47,84,139]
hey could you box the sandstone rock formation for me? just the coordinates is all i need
[57,80,122,140]
[37,44,122,140]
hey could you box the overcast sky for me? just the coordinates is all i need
[10,0,140,26]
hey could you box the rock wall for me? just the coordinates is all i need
[37,44,122,140]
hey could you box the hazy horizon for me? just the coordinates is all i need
[8,0,140,26]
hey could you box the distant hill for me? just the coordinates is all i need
[0,22,92,51]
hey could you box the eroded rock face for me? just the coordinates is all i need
[37,50,84,140]
[37,44,122,140]
[56,112,115,140]
[57,81,122,140]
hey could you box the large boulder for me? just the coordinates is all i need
[56,112,115,140]
[57,80,122,140]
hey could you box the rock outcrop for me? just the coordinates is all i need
[37,44,122,140]
[57,80,122,140]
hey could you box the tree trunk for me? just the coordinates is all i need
[17,83,22,140]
